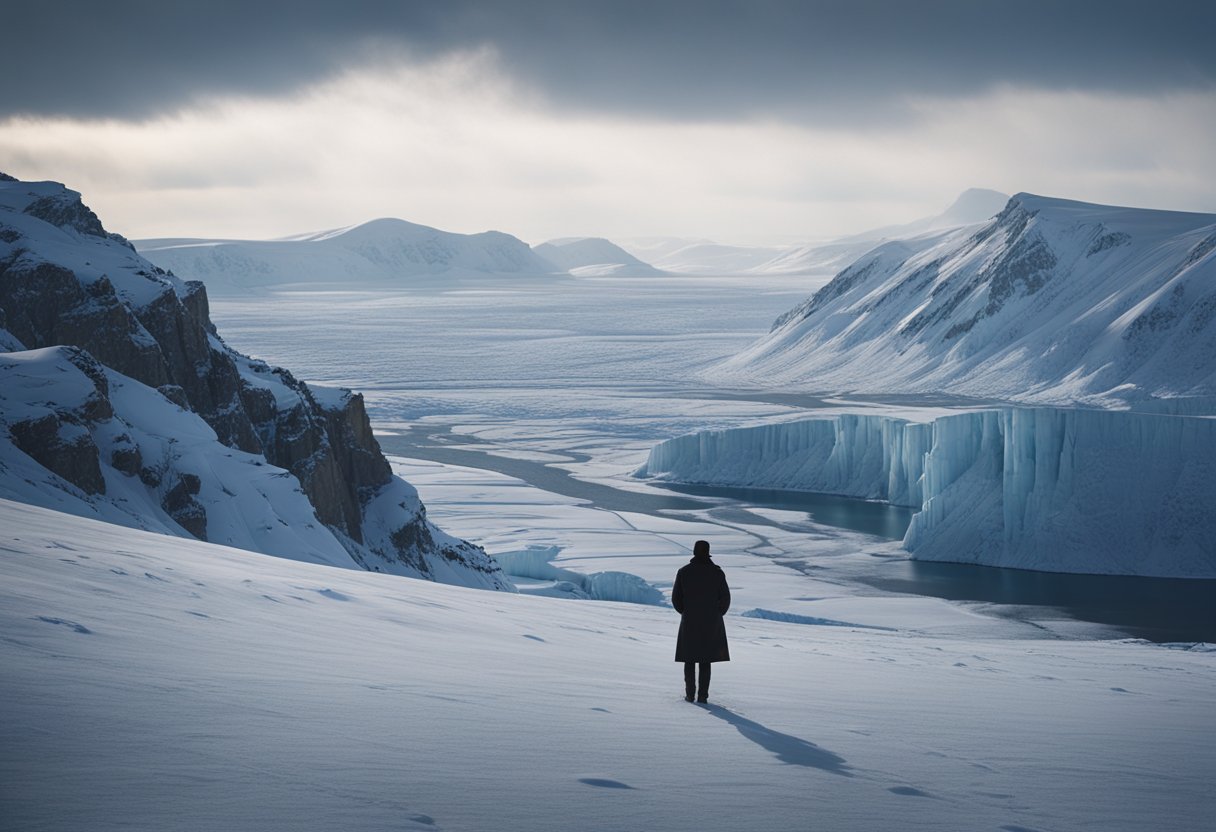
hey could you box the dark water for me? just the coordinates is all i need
[654,482,915,540]
[862,560,1216,643]
[660,484,1215,642]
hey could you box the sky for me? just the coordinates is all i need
[2,0,1214,245]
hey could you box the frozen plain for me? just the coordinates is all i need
[6,271,1215,830]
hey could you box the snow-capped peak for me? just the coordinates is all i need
[717,192,1216,407]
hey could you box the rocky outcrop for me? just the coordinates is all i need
[0,261,169,386]
[5,347,112,496]
[0,174,508,588]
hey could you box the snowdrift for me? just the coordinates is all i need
[637,409,1216,578]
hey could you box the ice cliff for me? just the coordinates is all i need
[0,174,510,589]
[718,193,1216,407]
[637,409,1216,578]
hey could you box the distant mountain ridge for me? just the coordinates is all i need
[717,193,1216,407]
[0,175,510,588]
[136,217,559,292]
[617,189,1010,276]
[532,237,662,276]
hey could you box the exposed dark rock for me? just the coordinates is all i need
[157,384,190,409]
[22,192,107,238]
[139,466,162,487]
[10,413,106,495]
[163,474,207,539]
[1087,230,1131,256]
[0,263,170,386]
[111,444,143,477]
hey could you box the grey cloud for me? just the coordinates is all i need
[4,0,1214,123]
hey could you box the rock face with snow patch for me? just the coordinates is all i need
[0,175,509,589]
[720,194,1216,407]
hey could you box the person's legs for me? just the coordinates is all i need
[683,662,696,701]
[697,662,711,702]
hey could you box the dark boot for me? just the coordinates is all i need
[683,662,696,702]
[696,662,711,703]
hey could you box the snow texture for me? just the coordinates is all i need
[494,545,666,604]
[719,193,1216,406]
[3,498,1214,832]
[638,408,1216,577]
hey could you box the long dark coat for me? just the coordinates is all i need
[672,557,731,663]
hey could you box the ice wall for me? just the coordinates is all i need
[638,409,1216,578]
[637,414,933,507]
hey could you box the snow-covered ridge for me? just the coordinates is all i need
[615,189,1008,276]
[637,408,1216,578]
[533,237,663,277]
[1,174,509,589]
[136,216,559,292]
[718,193,1216,407]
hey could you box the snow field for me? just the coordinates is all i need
[3,498,1215,832]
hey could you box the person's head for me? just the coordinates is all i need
[693,540,710,559]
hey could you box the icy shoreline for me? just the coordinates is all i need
[637,407,1216,578]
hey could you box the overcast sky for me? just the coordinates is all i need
[2,0,1214,244]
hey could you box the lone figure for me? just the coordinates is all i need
[671,540,731,703]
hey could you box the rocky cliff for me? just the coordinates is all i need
[0,174,509,589]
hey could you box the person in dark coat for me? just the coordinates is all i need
[671,539,730,703]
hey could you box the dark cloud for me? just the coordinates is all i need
[4,0,1214,122]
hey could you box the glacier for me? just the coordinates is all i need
[637,408,1216,578]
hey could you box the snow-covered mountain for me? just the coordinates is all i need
[135,217,559,293]
[533,237,663,276]
[718,193,1216,407]
[0,174,510,589]
[753,188,1010,276]
[616,190,1010,277]
[617,237,791,275]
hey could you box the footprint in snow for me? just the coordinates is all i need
[578,778,635,790]
[36,616,92,634]
[522,634,546,642]
[590,707,611,713]
[888,786,936,798]
[316,588,352,601]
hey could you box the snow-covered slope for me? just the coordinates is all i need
[616,190,1007,276]
[636,408,1216,578]
[5,498,1215,831]
[533,237,663,276]
[136,217,559,292]
[0,174,508,589]
[752,188,1011,276]
[719,194,1216,406]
